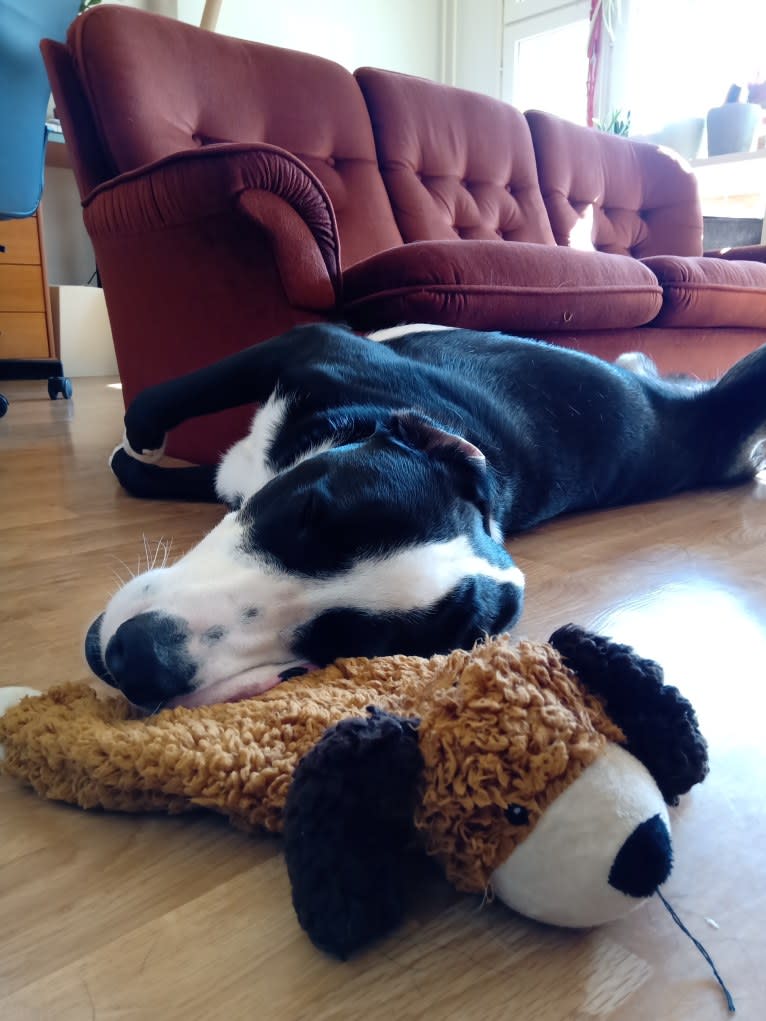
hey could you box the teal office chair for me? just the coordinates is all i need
[0,0,79,417]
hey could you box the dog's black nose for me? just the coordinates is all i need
[85,613,110,680]
[608,814,673,898]
[103,612,195,708]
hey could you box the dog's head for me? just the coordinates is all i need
[86,411,524,709]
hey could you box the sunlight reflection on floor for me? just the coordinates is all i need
[595,580,766,747]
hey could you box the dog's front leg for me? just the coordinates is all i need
[122,324,331,457]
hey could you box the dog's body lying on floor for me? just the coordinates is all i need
[87,325,766,710]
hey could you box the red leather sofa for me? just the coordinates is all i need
[42,5,766,465]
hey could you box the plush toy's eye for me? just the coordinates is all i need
[505,803,530,825]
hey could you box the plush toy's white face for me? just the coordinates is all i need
[490,744,672,927]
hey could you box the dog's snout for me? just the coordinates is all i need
[608,813,672,898]
[103,612,195,708]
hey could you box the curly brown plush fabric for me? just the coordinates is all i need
[415,640,624,892]
[0,650,452,831]
[0,635,622,891]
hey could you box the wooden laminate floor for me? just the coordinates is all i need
[1,377,764,1021]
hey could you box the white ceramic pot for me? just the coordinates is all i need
[706,102,761,156]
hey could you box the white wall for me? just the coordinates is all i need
[450,0,503,97]
[177,0,442,81]
[177,0,502,93]
[41,171,94,286]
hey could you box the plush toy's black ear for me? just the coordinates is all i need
[549,624,709,805]
[283,708,423,959]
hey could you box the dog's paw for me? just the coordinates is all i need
[0,687,42,762]
[114,429,167,466]
[615,352,659,378]
[750,438,766,474]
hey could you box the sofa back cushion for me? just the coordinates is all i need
[525,110,703,258]
[355,68,555,245]
[65,5,402,266]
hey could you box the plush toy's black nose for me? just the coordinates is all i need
[100,612,195,708]
[608,814,673,898]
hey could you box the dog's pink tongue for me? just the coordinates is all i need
[222,663,320,703]
[167,663,318,710]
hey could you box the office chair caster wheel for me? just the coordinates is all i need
[48,376,73,400]
[0,394,8,417]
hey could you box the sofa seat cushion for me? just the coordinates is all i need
[643,256,766,328]
[343,240,662,333]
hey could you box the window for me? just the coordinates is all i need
[620,0,766,135]
[502,0,590,123]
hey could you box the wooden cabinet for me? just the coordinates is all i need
[0,209,55,360]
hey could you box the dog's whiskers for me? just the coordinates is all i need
[110,570,127,591]
[150,537,169,571]
[108,555,136,579]
[132,536,176,576]
[142,533,151,574]
[159,539,173,569]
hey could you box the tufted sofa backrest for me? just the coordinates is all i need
[525,110,703,258]
[355,68,556,245]
[59,5,402,268]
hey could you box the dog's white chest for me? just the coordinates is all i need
[215,392,289,505]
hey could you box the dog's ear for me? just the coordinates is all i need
[283,708,423,958]
[549,625,709,805]
[388,410,493,533]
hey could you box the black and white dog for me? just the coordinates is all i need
[86,324,766,710]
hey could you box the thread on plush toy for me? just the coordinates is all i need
[658,890,735,1013]
[479,884,495,910]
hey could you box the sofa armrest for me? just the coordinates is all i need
[83,142,342,311]
[704,244,766,264]
[343,240,662,333]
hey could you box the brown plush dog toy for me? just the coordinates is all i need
[0,625,708,959]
